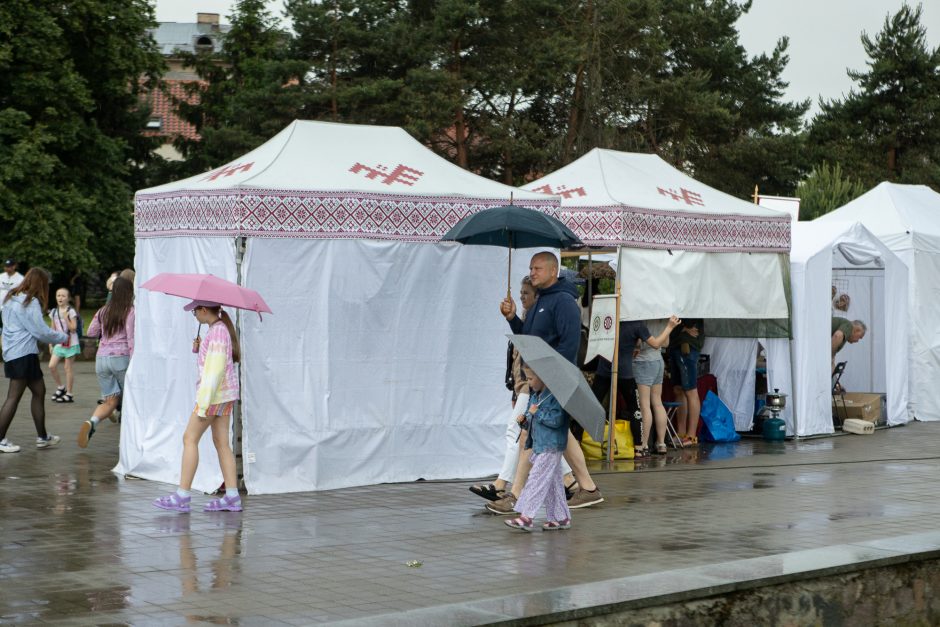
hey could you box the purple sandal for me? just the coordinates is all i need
[504,515,533,532]
[204,495,243,512]
[153,493,191,513]
[542,519,571,531]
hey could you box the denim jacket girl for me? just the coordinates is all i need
[523,388,569,455]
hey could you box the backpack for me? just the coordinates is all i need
[74,308,83,338]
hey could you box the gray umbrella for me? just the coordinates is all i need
[509,334,606,442]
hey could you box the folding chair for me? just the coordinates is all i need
[832,361,848,427]
[663,401,683,448]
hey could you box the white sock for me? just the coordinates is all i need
[225,488,240,499]
[89,416,100,426]
[176,488,191,498]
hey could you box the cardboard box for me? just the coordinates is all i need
[833,393,885,423]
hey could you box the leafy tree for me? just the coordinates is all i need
[796,162,866,221]
[810,4,940,189]
[174,0,308,175]
[0,0,164,280]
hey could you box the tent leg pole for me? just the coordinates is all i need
[608,275,622,464]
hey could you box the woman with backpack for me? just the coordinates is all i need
[79,277,134,448]
[0,268,68,453]
[48,287,81,403]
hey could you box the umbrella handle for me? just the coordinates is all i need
[192,322,203,353]
[507,244,512,299]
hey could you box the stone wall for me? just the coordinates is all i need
[553,559,940,627]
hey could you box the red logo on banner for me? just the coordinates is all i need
[531,183,587,199]
[657,186,704,207]
[603,316,613,330]
[349,162,424,186]
[202,162,254,181]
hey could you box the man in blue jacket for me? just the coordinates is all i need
[488,251,604,513]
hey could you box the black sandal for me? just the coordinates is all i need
[53,393,74,403]
[469,483,502,501]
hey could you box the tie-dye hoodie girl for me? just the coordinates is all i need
[195,320,239,417]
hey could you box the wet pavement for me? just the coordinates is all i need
[2,360,940,625]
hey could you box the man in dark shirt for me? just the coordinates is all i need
[490,252,604,513]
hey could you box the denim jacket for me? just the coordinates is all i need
[524,388,569,454]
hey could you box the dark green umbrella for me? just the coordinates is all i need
[441,205,583,296]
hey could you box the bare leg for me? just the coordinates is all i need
[637,384,653,449]
[93,396,119,422]
[179,411,213,491]
[510,434,532,498]
[651,383,667,446]
[0,379,29,440]
[673,385,688,435]
[563,431,597,491]
[685,388,701,440]
[49,354,62,389]
[210,414,238,491]
[63,357,75,394]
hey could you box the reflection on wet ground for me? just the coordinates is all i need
[2,363,940,624]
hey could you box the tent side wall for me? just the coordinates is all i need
[239,238,534,493]
[116,236,238,492]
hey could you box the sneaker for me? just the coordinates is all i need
[36,435,61,449]
[485,493,518,516]
[153,493,191,513]
[0,439,21,453]
[204,495,243,512]
[567,486,604,509]
[109,409,120,423]
[77,420,95,448]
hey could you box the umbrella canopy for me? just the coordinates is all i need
[509,334,605,442]
[442,205,583,295]
[441,205,582,249]
[141,273,273,315]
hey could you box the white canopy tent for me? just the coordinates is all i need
[119,120,559,494]
[816,183,940,422]
[772,222,909,436]
[526,148,791,321]
[526,149,791,435]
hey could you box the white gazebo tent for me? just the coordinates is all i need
[525,149,792,431]
[119,120,559,494]
[778,222,910,436]
[816,183,940,422]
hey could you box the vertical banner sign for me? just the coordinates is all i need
[584,295,618,364]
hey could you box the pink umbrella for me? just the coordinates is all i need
[141,273,273,316]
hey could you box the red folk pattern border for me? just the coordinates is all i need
[560,205,790,252]
[134,191,790,251]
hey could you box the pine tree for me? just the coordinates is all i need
[810,5,940,189]
[796,162,866,221]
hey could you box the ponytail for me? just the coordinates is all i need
[218,309,241,363]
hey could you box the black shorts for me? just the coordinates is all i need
[4,354,43,380]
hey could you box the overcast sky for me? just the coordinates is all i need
[153,1,940,119]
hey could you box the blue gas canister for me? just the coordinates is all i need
[762,416,786,441]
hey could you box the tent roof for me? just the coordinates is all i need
[523,149,790,252]
[138,120,548,201]
[791,221,895,268]
[135,121,557,240]
[816,182,940,240]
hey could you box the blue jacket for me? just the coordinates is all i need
[1,294,68,362]
[524,388,569,454]
[508,278,581,363]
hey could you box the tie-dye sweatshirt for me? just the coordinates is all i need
[195,321,239,417]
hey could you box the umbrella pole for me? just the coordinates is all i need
[607,262,622,464]
[507,232,513,299]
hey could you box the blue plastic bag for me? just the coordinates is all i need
[700,391,741,443]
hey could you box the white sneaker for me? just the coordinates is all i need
[36,435,61,449]
[0,438,21,453]
[109,409,121,423]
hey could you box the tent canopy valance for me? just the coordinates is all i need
[134,120,558,240]
[524,148,790,253]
